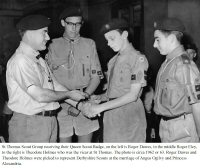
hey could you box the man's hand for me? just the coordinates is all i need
[90,95,102,104]
[68,90,87,101]
[81,102,103,118]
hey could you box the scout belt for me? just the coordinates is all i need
[160,112,191,121]
[35,108,60,117]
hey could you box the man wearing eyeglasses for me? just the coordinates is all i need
[46,7,103,142]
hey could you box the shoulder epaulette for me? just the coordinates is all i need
[181,54,190,64]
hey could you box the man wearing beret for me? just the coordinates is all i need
[153,17,200,142]
[6,15,86,142]
[82,19,148,142]
[46,7,103,142]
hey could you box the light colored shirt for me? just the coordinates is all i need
[103,43,148,142]
[6,42,59,115]
[46,36,103,90]
[154,45,200,116]
[107,43,148,98]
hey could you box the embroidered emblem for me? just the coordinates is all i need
[131,74,136,80]
[144,70,147,80]
[139,57,144,62]
[97,71,102,75]
[188,96,191,102]
[195,85,200,92]
[92,70,96,74]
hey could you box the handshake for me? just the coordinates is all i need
[68,94,104,118]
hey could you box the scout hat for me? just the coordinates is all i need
[101,18,129,34]
[59,6,82,20]
[16,14,50,31]
[154,17,185,32]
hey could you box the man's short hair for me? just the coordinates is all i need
[160,30,184,43]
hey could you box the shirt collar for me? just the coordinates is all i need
[17,41,40,62]
[63,32,80,43]
[166,45,185,61]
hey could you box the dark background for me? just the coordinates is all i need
[1,0,200,80]
[1,0,199,142]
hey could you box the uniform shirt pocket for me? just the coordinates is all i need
[164,78,185,108]
[115,65,131,87]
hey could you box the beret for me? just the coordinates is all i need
[154,17,185,32]
[100,18,129,34]
[16,15,50,31]
[59,7,82,20]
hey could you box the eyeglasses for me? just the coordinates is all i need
[64,21,82,27]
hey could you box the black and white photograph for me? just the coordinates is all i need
[0,0,199,167]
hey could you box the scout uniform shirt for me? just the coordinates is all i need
[154,45,200,142]
[154,45,200,117]
[6,42,59,115]
[46,34,103,137]
[103,43,148,142]
[46,35,103,90]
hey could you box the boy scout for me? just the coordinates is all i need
[153,17,200,142]
[82,19,148,142]
[46,7,103,142]
[6,15,86,142]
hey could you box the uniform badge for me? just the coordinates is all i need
[197,94,200,100]
[92,70,96,74]
[195,85,200,92]
[97,71,102,75]
[144,70,147,80]
[188,97,191,102]
[139,57,144,62]
[131,74,136,80]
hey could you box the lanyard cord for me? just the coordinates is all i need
[61,39,75,71]
[155,55,181,112]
